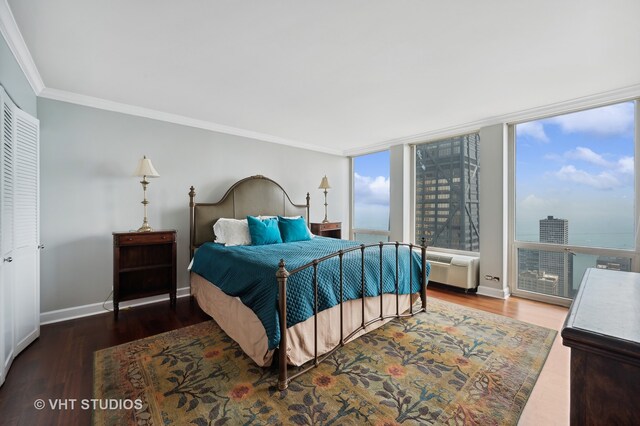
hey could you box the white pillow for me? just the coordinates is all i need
[213,218,252,246]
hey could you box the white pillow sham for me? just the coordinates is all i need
[213,218,252,246]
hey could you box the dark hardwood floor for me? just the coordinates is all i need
[0,298,210,426]
[0,287,569,425]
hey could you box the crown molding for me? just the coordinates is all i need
[38,82,640,158]
[0,1,44,94]
[345,83,640,156]
[1,0,342,156]
[4,0,638,159]
[40,87,343,156]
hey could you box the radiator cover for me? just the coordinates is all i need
[427,251,480,289]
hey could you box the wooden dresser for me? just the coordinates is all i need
[112,230,177,319]
[561,268,640,425]
[310,222,341,239]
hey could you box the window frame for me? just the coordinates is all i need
[507,99,640,306]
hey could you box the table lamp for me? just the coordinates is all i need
[133,155,160,232]
[318,175,331,223]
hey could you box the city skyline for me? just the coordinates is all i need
[518,215,574,298]
[518,213,631,299]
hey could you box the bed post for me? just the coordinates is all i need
[305,192,310,226]
[276,259,290,390]
[421,237,427,311]
[189,186,196,298]
[189,186,196,259]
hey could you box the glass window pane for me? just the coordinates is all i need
[517,248,632,299]
[415,133,480,250]
[353,151,390,231]
[353,232,390,244]
[515,102,635,250]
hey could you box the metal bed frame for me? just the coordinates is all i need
[275,240,427,390]
[188,175,428,391]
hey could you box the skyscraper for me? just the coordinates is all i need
[415,134,480,251]
[539,215,569,245]
[517,269,559,295]
[596,256,631,271]
[538,216,573,297]
[517,215,574,298]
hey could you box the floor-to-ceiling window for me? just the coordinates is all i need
[414,133,480,251]
[352,151,390,242]
[511,100,639,304]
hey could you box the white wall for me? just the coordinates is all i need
[477,124,510,298]
[384,125,510,297]
[389,144,411,242]
[37,98,349,313]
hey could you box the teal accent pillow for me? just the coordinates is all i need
[277,216,311,243]
[247,215,283,245]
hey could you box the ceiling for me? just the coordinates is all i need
[5,0,640,155]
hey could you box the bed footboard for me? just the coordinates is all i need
[276,239,428,390]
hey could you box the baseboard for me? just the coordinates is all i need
[40,287,191,325]
[476,284,511,299]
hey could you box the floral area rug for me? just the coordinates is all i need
[93,298,556,425]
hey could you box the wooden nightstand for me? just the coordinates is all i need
[112,230,177,319]
[311,222,342,239]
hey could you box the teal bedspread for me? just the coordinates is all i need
[191,237,429,350]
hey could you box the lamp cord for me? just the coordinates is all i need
[102,290,130,313]
[102,290,114,312]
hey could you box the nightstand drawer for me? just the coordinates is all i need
[310,222,342,239]
[319,222,340,231]
[115,232,175,246]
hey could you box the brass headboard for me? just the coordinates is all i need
[189,175,310,257]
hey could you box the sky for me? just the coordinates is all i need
[515,101,636,250]
[352,101,637,251]
[353,150,390,231]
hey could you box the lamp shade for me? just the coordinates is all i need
[133,156,160,177]
[318,175,331,189]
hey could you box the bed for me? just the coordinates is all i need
[188,175,430,390]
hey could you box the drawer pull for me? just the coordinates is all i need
[3,257,12,263]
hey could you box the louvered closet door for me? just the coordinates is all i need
[0,90,16,386]
[12,107,39,354]
[0,87,39,387]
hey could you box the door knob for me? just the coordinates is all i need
[3,257,12,263]
[38,244,45,250]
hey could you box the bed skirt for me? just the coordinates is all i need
[190,272,416,367]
